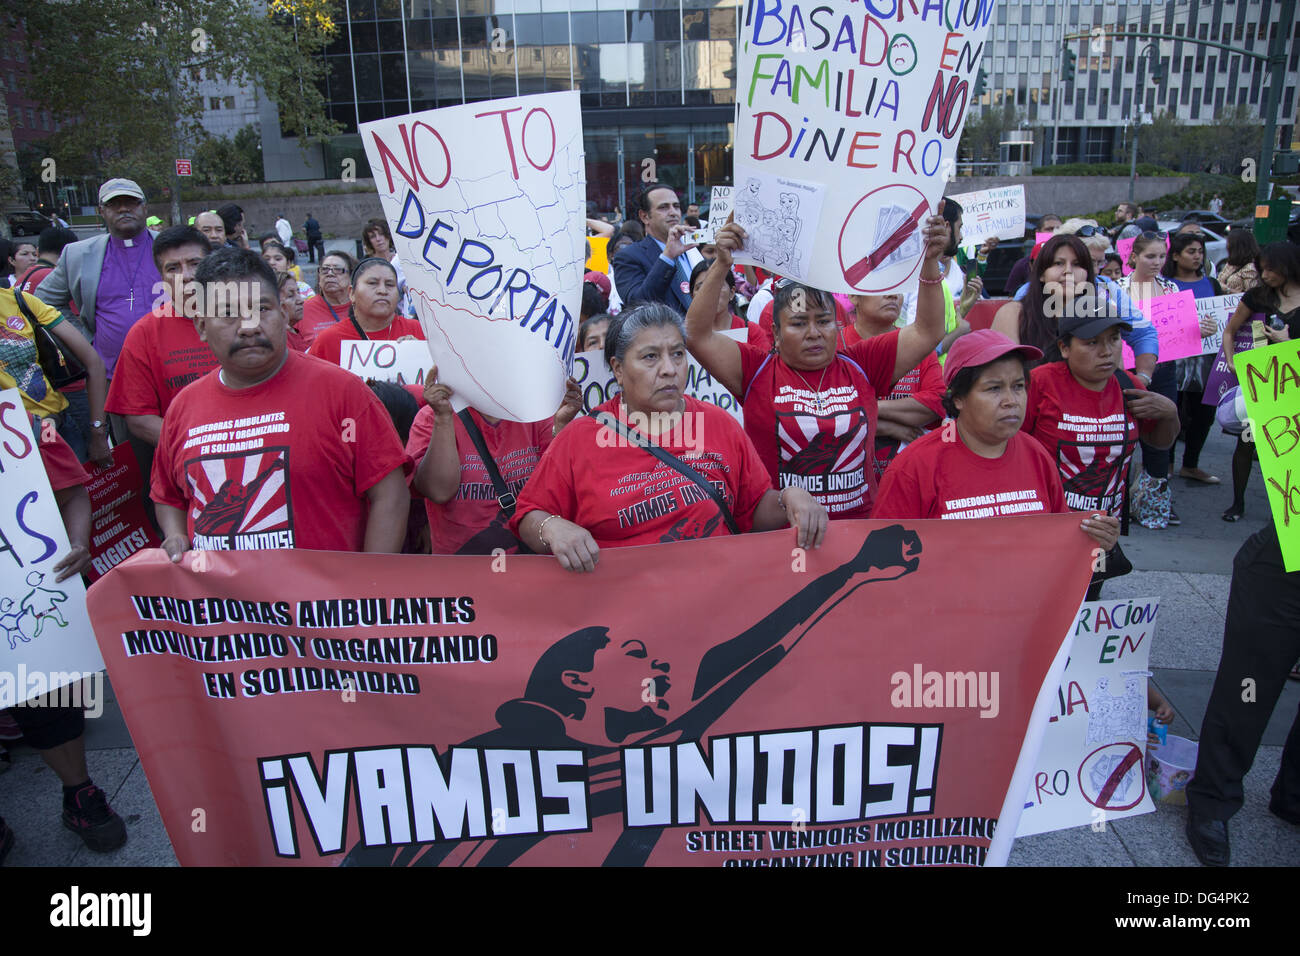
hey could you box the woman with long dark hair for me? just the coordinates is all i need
[1217,230,1261,293]
[362,217,413,318]
[1219,241,1300,521]
[307,257,425,366]
[1160,232,1224,487]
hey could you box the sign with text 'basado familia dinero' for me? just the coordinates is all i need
[1234,339,1300,570]
[87,516,1094,866]
[735,0,995,294]
[360,91,585,423]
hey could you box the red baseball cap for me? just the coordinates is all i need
[583,271,611,297]
[942,329,1043,387]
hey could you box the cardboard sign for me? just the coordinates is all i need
[1121,291,1203,368]
[1202,326,1257,406]
[360,91,585,423]
[1016,598,1159,837]
[0,389,103,707]
[947,184,1025,246]
[1234,340,1300,571]
[86,444,159,583]
[1195,293,1244,356]
[86,515,1095,866]
[340,340,432,387]
[570,328,746,424]
[734,2,994,294]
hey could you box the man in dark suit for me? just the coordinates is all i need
[611,184,702,314]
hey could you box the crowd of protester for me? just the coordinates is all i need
[0,175,1297,869]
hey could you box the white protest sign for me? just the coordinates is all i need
[340,340,432,387]
[1196,293,1243,355]
[0,390,103,708]
[735,1,994,294]
[708,185,734,226]
[571,329,746,424]
[948,183,1025,246]
[360,91,585,422]
[1016,597,1159,837]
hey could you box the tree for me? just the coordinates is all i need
[958,104,1024,165]
[13,0,341,223]
[193,125,264,186]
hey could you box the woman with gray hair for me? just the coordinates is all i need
[511,303,827,571]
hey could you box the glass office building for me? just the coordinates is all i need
[286,0,741,209]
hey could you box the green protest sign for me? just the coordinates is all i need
[1234,340,1300,570]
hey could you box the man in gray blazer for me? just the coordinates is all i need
[36,178,162,445]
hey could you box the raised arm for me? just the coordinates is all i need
[893,204,953,385]
[413,369,462,504]
[684,220,745,396]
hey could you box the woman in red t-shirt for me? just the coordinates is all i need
[510,304,827,572]
[307,257,425,366]
[687,260,772,351]
[842,293,945,480]
[277,272,310,353]
[874,329,1120,554]
[299,250,355,345]
[410,366,582,555]
[684,210,951,520]
[1022,312,1178,597]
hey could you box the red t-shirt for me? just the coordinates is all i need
[39,426,90,491]
[286,322,311,353]
[1023,362,1153,516]
[510,396,773,548]
[298,295,347,345]
[151,350,410,552]
[873,429,1067,519]
[841,333,945,480]
[727,314,773,352]
[735,332,898,519]
[307,315,425,366]
[406,406,553,555]
[104,304,219,418]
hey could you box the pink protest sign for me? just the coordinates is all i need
[1035,231,1053,246]
[1116,234,1170,275]
[1121,291,1203,369]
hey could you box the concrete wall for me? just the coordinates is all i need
[178,187,384,242]
[943,176,1192,217]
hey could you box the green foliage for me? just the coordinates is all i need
[10,0,341,198]
[1033,163,1180,177]
[958,104,1024,164]
[1130,107,1262,174]
[192,125,263,185]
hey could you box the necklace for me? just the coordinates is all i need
[109,235,150,313]
[791,363,831,414]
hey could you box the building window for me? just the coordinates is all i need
[223,96,235,110]
[210,96,222,110]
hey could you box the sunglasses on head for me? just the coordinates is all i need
[1140,230,1168,240]
[1074,225,1102,237]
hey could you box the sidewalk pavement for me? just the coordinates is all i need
[2,428,1297,866]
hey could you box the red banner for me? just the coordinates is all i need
[86,517,1093,866]
[86,444,159,583]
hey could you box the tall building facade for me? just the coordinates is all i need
[259,0,1300,195]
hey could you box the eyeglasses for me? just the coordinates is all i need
[318,266,346,275]
[1074,225,1102,237]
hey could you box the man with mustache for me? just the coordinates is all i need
[150,247,411,555]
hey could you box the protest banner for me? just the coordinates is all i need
[1234,339,1300,571]
[86,444,159,584]
[0,389,103,707]
[1195,293,1243,355]
[1203,326,1261,406]
[340,339,432,387]
[360,91,585,423]
[948,184,1025,247]
[86,515,1094,866]
[1016,597,1158,837]
[734,1,994,294]
[1121,291,1202,369]
[570,328,746,423]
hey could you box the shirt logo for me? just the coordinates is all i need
[6,316,23,331]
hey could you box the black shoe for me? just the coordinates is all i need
[0,817,13,866]
[62,782,127,852]
[1168,508,1181,526]
[1269,797,1300,826]
[1185,812,1230,866]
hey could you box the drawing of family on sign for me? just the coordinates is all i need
[1,571,70,650]
[732,174,824,277]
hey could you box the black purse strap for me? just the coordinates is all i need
[348,309,369,340]
[456,409,517,518]
[12,288,75,382]
[595,410,741,535]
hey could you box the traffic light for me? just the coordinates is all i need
[1062,45,1076,83]
[1149,57,1165,85]
[973,68,988,98]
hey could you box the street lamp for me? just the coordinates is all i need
[1129,43,1161,203]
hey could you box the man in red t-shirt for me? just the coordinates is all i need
[105,226,218,446]
[151,248,411,555]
